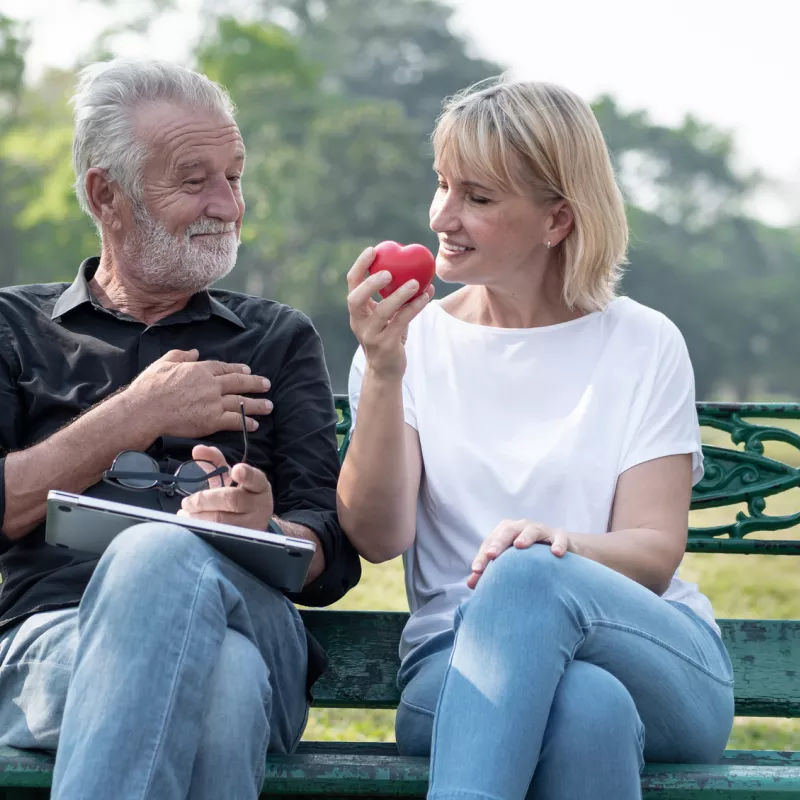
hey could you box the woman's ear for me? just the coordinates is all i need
[545,200,575,247]
[85,168,124,231]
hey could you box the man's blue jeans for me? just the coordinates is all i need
[0,523,309,799]
[396,546,735,800]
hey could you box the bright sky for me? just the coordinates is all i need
[3,0,798,225]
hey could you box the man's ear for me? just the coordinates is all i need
[85,168,125,231]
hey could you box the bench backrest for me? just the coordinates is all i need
[300,610,800,717]
[335,397,800,556]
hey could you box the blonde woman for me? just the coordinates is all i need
[338,79,734,800]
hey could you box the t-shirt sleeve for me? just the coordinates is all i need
[619,318,704,486]
[348,346,418,430]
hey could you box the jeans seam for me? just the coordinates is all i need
[586,618,734,685]
[289,701,311,754]
[140,555,216,798]
[399,696,436,718]
[254,707,271,788]
[429,608,464,787]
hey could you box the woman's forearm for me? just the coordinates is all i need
[570,528,686,596]
[337,369,420,563]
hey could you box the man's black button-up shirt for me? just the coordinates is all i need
[0,258,361,687]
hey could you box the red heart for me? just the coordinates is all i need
[370,241,435,300]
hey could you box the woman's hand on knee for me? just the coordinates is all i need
[468,519,573,589]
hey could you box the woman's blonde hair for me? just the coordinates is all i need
[432,77,628,311]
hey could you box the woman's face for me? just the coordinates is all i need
[429,166,552,286]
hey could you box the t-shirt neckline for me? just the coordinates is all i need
[431,296,624,334]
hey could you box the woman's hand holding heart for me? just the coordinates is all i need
[346,244,436,380]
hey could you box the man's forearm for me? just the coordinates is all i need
[272,517,326,585]
[2,390,157,540]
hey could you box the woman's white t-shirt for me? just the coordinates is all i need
[348,296,717,664]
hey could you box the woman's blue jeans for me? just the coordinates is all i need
[396,546,735,800]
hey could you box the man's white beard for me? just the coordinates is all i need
[123,204,240,294]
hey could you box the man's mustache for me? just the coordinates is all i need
[185,218,237,236]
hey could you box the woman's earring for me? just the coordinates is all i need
[546,241,551,249]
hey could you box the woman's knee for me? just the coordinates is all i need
[546,661,644,768]
[474,544,579,609]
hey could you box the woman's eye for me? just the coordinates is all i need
[469,195,490,205]
[437,180,448,190]
[228,175,242,184]
[184,179,204,186]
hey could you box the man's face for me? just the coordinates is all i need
[121,103,246,294]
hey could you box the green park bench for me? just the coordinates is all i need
[0,399,798,798]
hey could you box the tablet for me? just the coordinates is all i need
[45,490,315,593]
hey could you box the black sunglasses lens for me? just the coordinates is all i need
[175,460,226,494]
[112,451,158,489]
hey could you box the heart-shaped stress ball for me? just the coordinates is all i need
[370,241,435,300]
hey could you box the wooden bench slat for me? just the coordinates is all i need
[302,610,406,709]
[1,747,798,798]
[262,753,800,797]
[295,742,800,766]
[301,611,800,717]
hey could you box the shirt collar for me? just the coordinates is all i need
[51,257,246,329]
[51,258,95,320]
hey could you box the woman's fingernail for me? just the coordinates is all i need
[264,400,273,411]
[471,561,481,571]
[262,378,270,389]
[406,280,419,291]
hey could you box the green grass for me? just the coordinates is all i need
[308,417,800,751]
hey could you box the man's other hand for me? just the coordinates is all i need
[128,349,273,439]
[177,445,275,531]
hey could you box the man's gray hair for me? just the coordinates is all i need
[71,58,236,218]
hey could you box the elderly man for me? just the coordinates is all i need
[0,59,360,798]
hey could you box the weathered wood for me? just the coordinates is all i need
[263,754,800,797]
[296,743,800,765]
[301,611,800,717]
[0,748,52,788]
[2,747,798,798]
[302,610,406,708]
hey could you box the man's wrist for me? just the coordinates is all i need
[271,516,325,583]
[112,385,162,450]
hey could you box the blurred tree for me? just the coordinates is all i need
[0,67,97,287]
[218,0,500,127]
[0,0,797,398]
[0,13,27,287]
[595,97,800,399]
